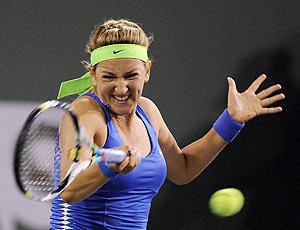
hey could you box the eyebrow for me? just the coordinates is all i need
[101,69,138,76]
[101,70,115,75]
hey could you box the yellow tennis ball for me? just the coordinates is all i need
[208,188,244,217]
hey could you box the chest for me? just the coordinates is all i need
[114,117,152,158]
[103,150,167,194]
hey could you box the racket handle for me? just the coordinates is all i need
[95,148,128,163]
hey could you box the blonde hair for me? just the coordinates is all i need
[86,19,153,53]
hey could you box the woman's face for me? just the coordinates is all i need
[90,58,150,116]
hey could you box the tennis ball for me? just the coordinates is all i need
[208,188,244,217]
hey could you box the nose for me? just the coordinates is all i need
[114,78,128,95]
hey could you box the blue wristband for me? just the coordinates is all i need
[95,156,119,178]
[213,109,245,142]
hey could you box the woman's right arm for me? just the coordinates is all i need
[59,99,111,204]
[59,98,141,204]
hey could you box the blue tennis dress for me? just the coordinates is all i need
[50,93,167,229]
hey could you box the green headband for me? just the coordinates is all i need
[57,44,148,99]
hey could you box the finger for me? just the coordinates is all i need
[227,77,238,94]
[261,93,285,107]
[122,149,142,174]
[257,84,282,99]
[130,148,142,164]
[260,106,283,115]
[122,159,137,174]
[110,156,130,172]
[108,163,119,173]
[247,74,267,93]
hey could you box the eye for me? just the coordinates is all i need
[102,75,115,80]
[125,73,138,79]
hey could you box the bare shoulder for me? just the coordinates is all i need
[139,96,161,116]
[71,96,104,117]
[138,96,162,133]
[70,96,107,147]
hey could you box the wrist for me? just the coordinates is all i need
[213,109,245,142]
[95,157,119,178]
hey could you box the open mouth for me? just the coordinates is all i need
[112,95,130,104]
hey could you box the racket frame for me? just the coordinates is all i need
[14,100,87,201]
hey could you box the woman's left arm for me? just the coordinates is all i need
[156,74,285,185]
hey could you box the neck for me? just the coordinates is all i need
[110,108,138,130]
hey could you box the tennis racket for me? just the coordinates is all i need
[14,100,128,202]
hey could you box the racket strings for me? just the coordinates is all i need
[16,108,69,198]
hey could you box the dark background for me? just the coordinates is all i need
[1,0,299,229]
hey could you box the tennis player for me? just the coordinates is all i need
[50,19,285,229]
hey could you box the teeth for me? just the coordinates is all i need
[114,95,129,101]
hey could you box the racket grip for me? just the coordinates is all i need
[95,148,128,163]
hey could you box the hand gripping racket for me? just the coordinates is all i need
[14,100,128,202]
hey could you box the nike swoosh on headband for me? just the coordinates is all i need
[113,49,125,54]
